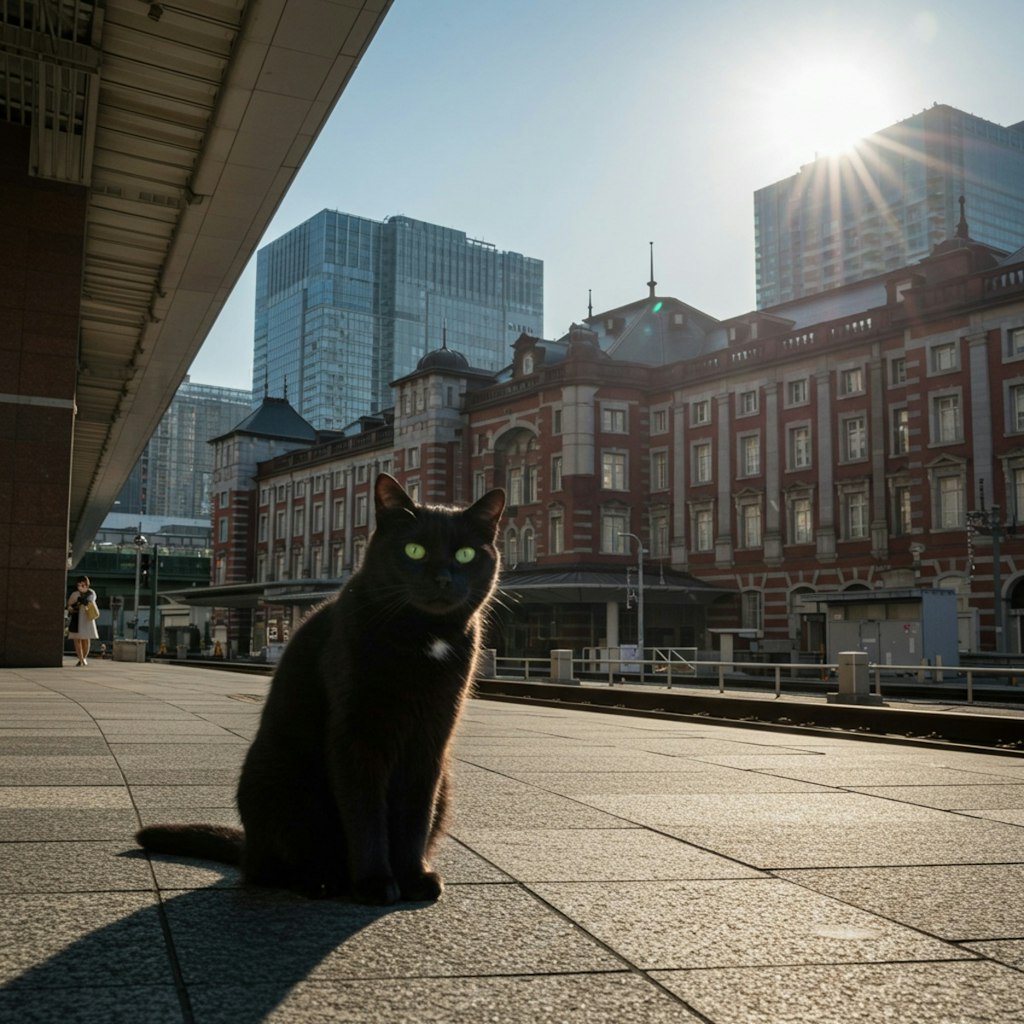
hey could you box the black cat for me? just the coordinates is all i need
[137,474,504,905]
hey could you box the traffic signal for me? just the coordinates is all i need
[140,553,151,586]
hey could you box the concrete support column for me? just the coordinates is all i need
[0,124,88,666]
[605,600,620,648]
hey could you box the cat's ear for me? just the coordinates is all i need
[375,474,417,517]
[464,488,505,538]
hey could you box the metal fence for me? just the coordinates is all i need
[486,650,1024,705]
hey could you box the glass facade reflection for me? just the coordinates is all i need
[755,105,1024,307]
[253,211,543,430]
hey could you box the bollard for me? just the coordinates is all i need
[549,649,580,685]
[478,648,497,679]
[827,651,885,705]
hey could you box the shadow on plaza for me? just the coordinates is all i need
[0,852,405,1023]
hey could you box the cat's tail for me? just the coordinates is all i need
[136,823,244,866]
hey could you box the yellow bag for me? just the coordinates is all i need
[85,601,100,621]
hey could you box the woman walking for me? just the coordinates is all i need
[67,576,99,666]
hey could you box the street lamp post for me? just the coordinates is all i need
[132,528,147,640]
[620,532,645,667]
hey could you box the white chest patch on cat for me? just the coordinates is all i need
[427,638,453,661]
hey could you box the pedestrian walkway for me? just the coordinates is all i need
[1,659,1023,1023]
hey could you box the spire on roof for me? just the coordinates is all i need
[588,288,593,319]
[647,241,657,298]
[956,195,969,239]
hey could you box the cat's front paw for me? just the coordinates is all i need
[350,875,401,906]
[400,870,444,902]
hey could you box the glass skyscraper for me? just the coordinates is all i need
[252,211,544,430]
[754,104,1024,307]
[116,378,253,519]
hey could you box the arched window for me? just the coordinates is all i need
[504,528,519,568]
[521,526,536,564]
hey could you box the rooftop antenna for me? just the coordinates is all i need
[283,375,288,401]
[441,318,449,349]
[263,368,269,399]
[588,289,593,319]
[956,195,969,239]
[647,241,657,298]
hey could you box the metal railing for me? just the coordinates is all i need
[486,651,1024,705]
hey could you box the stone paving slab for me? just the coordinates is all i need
[1,661,1023,1024]
[165,883,621,983]
[0,986,185,1024]
[667,817,1024,869]
[0,891,171,988]
[497,768,828,796]
[452,827,763,882]
[651,961,1024,1024]
[0,841,155,893]
[775,863,1024,940]
[186,973,706,1024]
[848,782,1024,809]
[528,878,971,969]
[0,755,123,786]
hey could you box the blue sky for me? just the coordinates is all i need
[188,0,1024,391]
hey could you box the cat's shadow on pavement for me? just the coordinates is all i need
[0,849,416,1022]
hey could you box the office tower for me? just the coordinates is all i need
[754,104,1024,307]
[116,378,253,519]
[252,210,544,430]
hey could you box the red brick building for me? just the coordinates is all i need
[207,231,1024,660]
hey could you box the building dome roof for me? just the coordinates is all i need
[417,343,469,371]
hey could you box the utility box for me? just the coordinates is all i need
[810,588,959,669]
[112,639,146,663]
[549,649,579,685]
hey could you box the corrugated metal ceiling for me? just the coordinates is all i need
[1,0,392,562]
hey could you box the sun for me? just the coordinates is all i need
[763,57,892,161]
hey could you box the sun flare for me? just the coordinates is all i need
[763,57,892,162]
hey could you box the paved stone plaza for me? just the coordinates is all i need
[1,661,1023,1022]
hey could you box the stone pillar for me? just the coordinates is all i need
[0,124,88,666]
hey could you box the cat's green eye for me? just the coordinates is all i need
[404,543,427,561]
[454,547,476,564]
